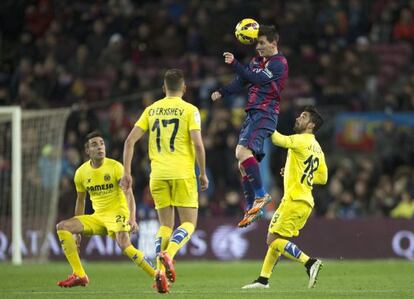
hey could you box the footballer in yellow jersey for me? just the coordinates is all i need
[272,130,328,208]
[135,96,201,180]
[56,131,155,288]
[122,69,208,293]
[243,106,327,290]
[74,157,129,218]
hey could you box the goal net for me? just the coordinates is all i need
[0,107,71,264]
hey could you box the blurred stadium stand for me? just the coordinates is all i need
[0,0,413,222]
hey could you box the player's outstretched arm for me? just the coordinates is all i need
[190,130,209,191]
[271,131,305,149]
[271,131,292,148]
[212,75,246,100]
[122,126,146,191]
[213,52,247,99]
[233,58,286,86]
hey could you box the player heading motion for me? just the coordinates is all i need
[121,69,208,293]
[242,106,328,290]
[56,131,155,288]
[211,25,289,228]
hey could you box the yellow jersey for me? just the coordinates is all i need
[135,96,201,179]
[74,158,129,215]
[271,132,328,207]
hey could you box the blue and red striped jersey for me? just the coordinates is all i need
[219,53,288,114]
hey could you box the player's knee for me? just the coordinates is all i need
[117,241,130,251]
[238,162,243,172]
[266,233,279,246]
[159,221,174,228]
[56,220,69,231]
[266,237,273,246]
[236,146,252,162]
[116,233,131,250]
[235,147,243,161]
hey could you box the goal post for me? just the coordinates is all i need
[0,106,22,265]
[0,106,71,264]
[11,107,22,265]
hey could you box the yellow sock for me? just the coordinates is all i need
[272,238,310,264]
[155,226,172,270]
[260,246,282,278]
[166,222,195,259]
[57,230,86,277]
[124,245,155,278]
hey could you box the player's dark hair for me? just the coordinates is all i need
[304,106,324,132]
[84,130,103,148]
[258,25,279,43]
[164,69,184,91]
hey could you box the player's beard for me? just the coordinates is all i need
[294,120,312,133]
[293,121,301,133]
[294,122,309,133]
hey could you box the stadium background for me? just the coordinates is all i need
[1,0,414,292]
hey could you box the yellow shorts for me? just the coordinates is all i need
[76,213,130,239]
[149,178,198,210]
[268,198,312,238]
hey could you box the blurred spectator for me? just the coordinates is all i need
[38,144,60,190]
[375,119,403,174]
[393,7,414,41]
[335,191,363,219]
[390,192,414,219]
[1,0,413,219]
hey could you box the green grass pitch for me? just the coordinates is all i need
[2,260,413,299]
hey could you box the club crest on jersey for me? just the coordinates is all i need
[104,174,111,181]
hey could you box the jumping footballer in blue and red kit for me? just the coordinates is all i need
[211,25,288,228]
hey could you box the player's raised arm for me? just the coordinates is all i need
[213,75,246,100]
[232,57,286,86]
[190,129,209,191]
[271,131,304,149]
[122,126,146,191]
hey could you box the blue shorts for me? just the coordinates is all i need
[238,110,278,162]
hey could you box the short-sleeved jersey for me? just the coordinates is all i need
[135,96,201,180]
[271,132,328,207]
[74,158,129,215]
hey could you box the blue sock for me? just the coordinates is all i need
[242,176,255,210]
[241,157,266,198]
[285,241,303,259]
[155,237,162,255]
